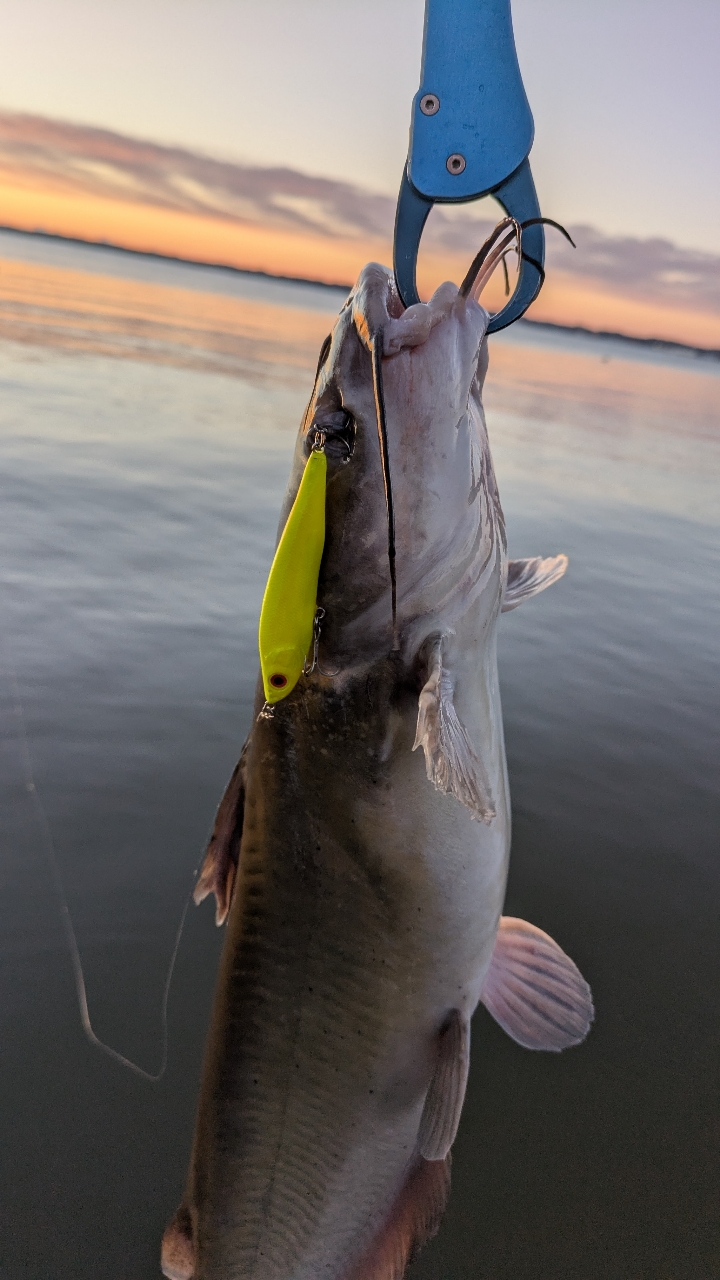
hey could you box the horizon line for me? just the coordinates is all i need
[1,223,718,362]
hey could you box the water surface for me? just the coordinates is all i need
[0,230,718,1279]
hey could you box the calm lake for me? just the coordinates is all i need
[0,228,718,1279]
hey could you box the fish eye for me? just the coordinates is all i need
[269,673,288,689]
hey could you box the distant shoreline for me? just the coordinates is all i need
[2,224,718,361]
[0,223,350,294]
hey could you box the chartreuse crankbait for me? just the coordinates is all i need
[258,446,327,705]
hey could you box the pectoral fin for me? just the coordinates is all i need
[414,639,495,824]
[193,737,249,926]
[502,555,568,612]
[480,917,593,1050]
[418,1010,470,1161]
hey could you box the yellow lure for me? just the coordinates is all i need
[258,448,327,704]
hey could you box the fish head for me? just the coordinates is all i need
[287,261,505,667]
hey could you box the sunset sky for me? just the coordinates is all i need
[1,0,719,346]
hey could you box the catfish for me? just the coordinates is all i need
[162,249,592,1280]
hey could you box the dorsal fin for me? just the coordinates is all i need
[193,737,249,925]
[345,1156,451,1280]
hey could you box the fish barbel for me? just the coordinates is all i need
[161,251,593,1280]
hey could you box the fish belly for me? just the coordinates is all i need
[184,696,508,1280]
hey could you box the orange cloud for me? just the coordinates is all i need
[1,111,719,350]
[0,167,379,285]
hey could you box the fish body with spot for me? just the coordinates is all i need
[162,259,592,1280]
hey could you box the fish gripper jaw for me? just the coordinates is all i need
[393,158,545,333]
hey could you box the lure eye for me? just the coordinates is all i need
[269,673,288,689]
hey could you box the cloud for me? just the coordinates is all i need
[541,223,720,316]
[1,110,719,339]
[0,110,393,239]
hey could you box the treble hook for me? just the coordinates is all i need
[303,608,340,678]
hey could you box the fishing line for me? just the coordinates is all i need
[370,329,399,651]
[6,666,196,1084]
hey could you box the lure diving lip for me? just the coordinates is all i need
[258,446,327,705]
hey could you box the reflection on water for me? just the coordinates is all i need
[0,230,342,380]
[0,232,718,1278]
